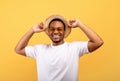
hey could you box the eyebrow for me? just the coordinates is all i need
[48,19,65,30]
[49,26,64,28]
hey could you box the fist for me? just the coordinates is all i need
[32,22,45,33]
[68,19,80,28]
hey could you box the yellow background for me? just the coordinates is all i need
[0,0,120,81]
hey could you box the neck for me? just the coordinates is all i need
[52,40,64,46]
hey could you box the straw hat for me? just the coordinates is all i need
[44,14,71,38]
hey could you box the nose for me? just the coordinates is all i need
[53,29,59,34]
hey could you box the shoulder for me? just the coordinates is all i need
[33,44,50,48]
[66,41,88,46]
[65,41,88,50]
[26,44,50,50]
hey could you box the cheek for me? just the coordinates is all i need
[61,31,65,35]
[47,32,51,37]
[60,32,64,35]
[48,31,52,34]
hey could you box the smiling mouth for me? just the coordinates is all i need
[52,35,60,39]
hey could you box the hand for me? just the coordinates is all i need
[68,19,80,28]
[32,22,45,33]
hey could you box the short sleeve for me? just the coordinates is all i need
[72,41,90,57]
[25,44,47,59]
[25,46,36,58]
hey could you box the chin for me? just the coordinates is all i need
[52,38,64,43]
[50,36,64,44]
[53,40,61,43]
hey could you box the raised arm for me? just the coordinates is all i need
[68,19,104,52]
[14,22,45,56]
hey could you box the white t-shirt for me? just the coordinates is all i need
[25,41,89,81]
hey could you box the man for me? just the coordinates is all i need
[15,14,103,81]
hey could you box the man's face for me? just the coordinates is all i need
[48,20,65,43]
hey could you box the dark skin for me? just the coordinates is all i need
[15,19,103,56]
[48,20,65,46]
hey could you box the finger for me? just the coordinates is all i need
[68,24,72,28]
[39,22,43,26]
[69,20,73,25]
[69,19,76,25]
[38,22,43,29]
[71,19,76,23]
[69,20,73,23]
[68,22,72,28]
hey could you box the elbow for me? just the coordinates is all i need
[98,40,104,47]
[14,48,26,56]
[14,47,20,54]
[88,40,104,52]
[94,40,104,51]
[14,47,22,54]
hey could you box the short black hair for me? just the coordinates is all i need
[48,18,66,30]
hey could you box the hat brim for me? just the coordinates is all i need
[44,14,71,38]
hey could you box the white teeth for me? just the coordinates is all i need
[53,35,59,37]
[53,35,60,38]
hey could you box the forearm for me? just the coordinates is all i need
[78,22,102,42]
[78,22,103,52]
[15,28,34,55]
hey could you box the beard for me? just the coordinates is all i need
[52,38,63,43]
[50,33,64,44]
